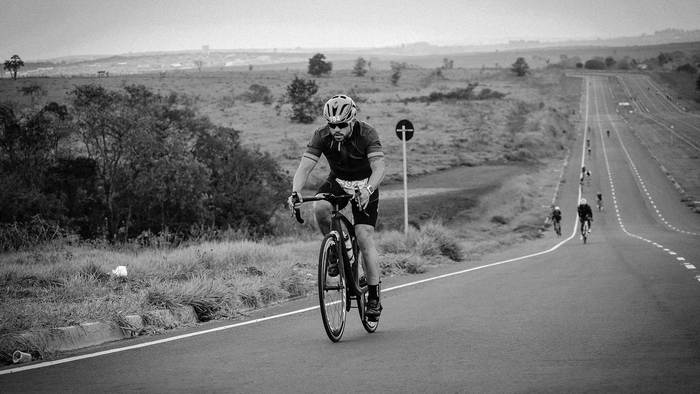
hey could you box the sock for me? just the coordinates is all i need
[368,285,379,300]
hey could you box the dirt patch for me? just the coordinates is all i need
[377,164,534,230]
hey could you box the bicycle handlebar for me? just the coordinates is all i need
[291,190,364,224]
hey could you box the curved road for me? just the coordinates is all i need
[2,74,700,393]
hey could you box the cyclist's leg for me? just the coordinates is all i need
[356,225,379,285]
[352,189,382,318]
[313,179,347,235]
[351,188,380,287]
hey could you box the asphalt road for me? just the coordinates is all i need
[2,74,699,393]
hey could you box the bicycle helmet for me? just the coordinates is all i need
[580,198,587,205]
[323,95,357,124]
[554,206,560,210]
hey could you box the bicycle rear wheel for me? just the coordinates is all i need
[318,234,346,342]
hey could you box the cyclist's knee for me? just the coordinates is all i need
[313,201,332,234]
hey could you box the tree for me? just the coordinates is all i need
[0,102,73,224]
[282,76,319,123]
[676,63,697,74]
[352,57,368,77]
[307,53,332,76]
[658,52,671,66]
[19,83,47,106]
[194,127,288,233]
[390,61,407,85]
[511,57,529,76]
[442,58,454,69]
[584,58,606,70]
[604,56,616,68]
[194,59,204,72]
[3,54,24,79]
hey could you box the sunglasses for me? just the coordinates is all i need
[328,122,349,130]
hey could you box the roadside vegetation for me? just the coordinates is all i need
[0,55,583,363]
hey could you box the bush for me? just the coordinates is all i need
[307,53,332,77]
[241,84,273,104]
[282,76,319,123]
[676,63,697,74]
[584,58,606,70]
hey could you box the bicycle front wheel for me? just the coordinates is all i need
[318,234,347,342]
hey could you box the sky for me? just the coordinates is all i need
[2,0,699,61]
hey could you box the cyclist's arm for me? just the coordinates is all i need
[367,155,386,191]
[292,155,318,194]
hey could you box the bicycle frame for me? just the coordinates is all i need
[294,193,366,299]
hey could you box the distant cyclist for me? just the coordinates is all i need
[596,192,603,211]
[549,205,562,236]
[577,198,593,236]
[606,130,610,138]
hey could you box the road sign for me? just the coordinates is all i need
[394,119,414,235]
[395,119,414,141]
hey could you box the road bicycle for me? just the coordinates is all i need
[292,191,379,342]
[552,219,562,237]
[580,218,591,244]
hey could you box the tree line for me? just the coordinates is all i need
[0,84,288,250]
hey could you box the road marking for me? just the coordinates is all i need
[592,77,698,289]
[1,234,577,375]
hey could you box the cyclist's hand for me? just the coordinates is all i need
[358,187,371,209]
[287,192,302,212]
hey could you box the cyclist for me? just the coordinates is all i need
[580,166,586,186]
[549,205,562,236]
[596,192,603,211]
[577,198,593,237]
[288,94,386,319]
[606,129,610,138]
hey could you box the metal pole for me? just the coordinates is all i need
[402,132,408,235]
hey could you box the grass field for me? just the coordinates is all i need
[0,61,586,362]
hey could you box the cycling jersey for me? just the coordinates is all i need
[304,121,384,181]
[577,204,593,220]
[551,208,562,221]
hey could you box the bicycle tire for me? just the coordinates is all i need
[355,250,379,333]
[318,234,346,342]
[582,222,589,244]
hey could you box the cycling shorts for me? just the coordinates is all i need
[317,178,379,227]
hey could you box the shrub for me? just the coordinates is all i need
[307,53,332,77]
[584,58,606,70]
[241,84,273,104]
[282,76,319,123]
[676,63,697,74]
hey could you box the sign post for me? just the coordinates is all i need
[395,119,414,236]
